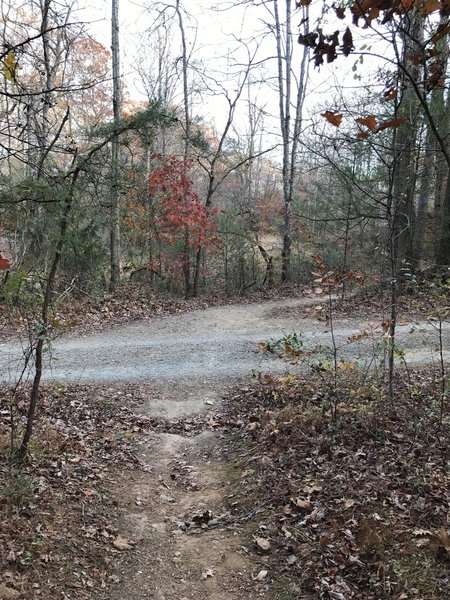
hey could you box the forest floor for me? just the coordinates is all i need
[0,286,449,599]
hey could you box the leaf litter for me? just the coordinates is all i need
[0,384,161,598]
[0,281,308,339]
[223,366,450,599]
[1,280,449,599]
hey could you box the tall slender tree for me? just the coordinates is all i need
[272,0,309,281]
[110,0,122,291]
[392,10,423,268]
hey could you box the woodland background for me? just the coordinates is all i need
[1,0,449,306]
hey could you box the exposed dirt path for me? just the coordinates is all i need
[1,296,449,598]
[106,426,266,600]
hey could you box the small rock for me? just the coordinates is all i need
[255,537,270,551]
[201,568,215,580]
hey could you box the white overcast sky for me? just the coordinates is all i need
[80,1,262,122]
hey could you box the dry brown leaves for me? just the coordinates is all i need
[225,368,450,599]
[0,386,153,598]
[0,281,308,339]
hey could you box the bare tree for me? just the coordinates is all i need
[269,0,309,281]
[110,0,122,292]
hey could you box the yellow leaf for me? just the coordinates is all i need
[2,52,18,82]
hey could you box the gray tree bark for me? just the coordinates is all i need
[110,0,122,292]
[273,0,309,282]
[392,11,423,269]
[175,0,192,298]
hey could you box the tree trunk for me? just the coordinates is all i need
[393,11,423,269]
[415,20,449,265]
[175,0,192,298]
[413,126,434,265]
[274,0,309,282]
[109,0,122,292]
[434,83,450,264]
[436,172,450,265]
[19,172,79,461]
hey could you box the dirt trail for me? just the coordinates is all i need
[108,427,264,600]
[1,296,449,598]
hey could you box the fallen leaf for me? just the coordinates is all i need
[372,512,383,521]
[255,536,271,551]
[254,569,268,581]
[113,535,136,551]
[291,497,312,509]
[429,528,450,555]
[303,483,322,494]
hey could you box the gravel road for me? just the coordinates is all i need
[1,297,449,387]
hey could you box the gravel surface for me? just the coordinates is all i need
[1,296,449,387]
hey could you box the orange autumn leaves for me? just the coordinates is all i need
[321,110,407,137]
